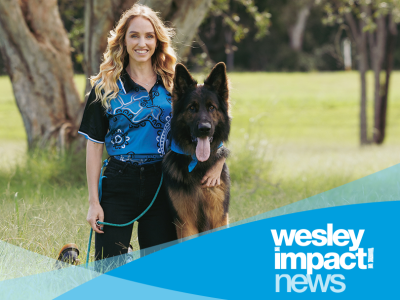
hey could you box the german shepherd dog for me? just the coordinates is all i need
[163,62,231,239]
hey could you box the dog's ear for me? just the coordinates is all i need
[173,64,197,101]
[204,62,229,108]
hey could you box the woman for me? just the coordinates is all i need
[79,3,225,260]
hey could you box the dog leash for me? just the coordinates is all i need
[85,159,163,267]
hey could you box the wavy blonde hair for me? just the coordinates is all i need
[90,3,176,108]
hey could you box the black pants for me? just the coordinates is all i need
[95,158,177,260]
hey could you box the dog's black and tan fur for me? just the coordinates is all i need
[163,62,231,239]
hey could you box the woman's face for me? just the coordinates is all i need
[125,16,157,65]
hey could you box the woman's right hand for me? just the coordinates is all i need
[87,202,105,234]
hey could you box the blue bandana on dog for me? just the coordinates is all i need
[171,139,223,172]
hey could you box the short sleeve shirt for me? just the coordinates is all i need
[78,70,172,164]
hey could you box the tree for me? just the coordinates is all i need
[0,0,82,149]
[0,0,213,149]
[84,0,213,93]
[193,0,271,71]
[285,0,315,52]
[322,0,400,144]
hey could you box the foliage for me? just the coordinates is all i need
[319,0,400,144]
[57,0,85,73]
[209,0,271,42]
[322,0,400,29]
[9,0,400,73]
[192,0,344,71]
[189,0,272,71]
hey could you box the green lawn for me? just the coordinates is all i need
[1,71,400,271]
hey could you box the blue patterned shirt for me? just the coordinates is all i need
[78,70,172,165]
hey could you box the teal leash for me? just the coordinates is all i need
[85,159,163,268]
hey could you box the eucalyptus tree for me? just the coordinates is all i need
[0,0,212,149]
[322,0,400,144]
[0,0,81,149]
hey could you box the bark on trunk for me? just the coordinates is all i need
[374,15,397,144]
[84,0,212,93]
[368,14,387,144]
[84,0,137,94]
[359,52,368,145]
[166,0,212,59]
[344,5,395,145]
[0,0,82,149]
[345,10,369,145]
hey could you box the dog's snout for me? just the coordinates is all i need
[198,122,211,133]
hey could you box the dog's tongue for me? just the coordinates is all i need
[196,137,210,162]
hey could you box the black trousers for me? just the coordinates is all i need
[95,158,177,260]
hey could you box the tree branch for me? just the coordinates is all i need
[344,12,360,44]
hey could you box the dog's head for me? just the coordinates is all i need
[171,62,230,162]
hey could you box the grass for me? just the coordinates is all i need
[1,71,400,275]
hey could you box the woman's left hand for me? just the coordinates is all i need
[201,158,226,188]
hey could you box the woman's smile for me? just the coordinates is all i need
[134,49,149,54]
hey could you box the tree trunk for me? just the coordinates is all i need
[84,0,137,94]
[0,0,82,149]
[374,15,397,144]
[359,51,368,145]
[0,0,213,150]
[343,38,352,70]
[368,14,387,144]
[289,4,311,51]
[345,10,369,145]
[166,0,212,59]
[84,0,212,93]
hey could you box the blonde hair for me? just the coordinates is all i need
[90,3,176,108]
